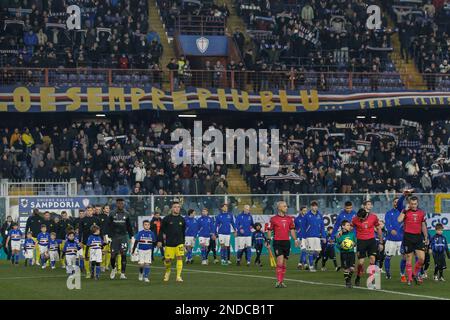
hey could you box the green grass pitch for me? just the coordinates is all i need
[1,257,449,300]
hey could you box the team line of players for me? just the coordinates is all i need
[5,192,450,287]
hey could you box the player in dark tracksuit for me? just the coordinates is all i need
[109,198,134,280]
[206,216,218,263]
[252,223,266,266]
[79,206,100,276]
[431,223,450,281]
[316,226,339,271]
[375,221,387,271]
[150,212,164,261]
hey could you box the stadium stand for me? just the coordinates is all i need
[0,0,163,70]
[2,0,448,91]
[387,0,450,90]
[1,117,449,197]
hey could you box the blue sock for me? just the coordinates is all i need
[51,260,55,268]
[308,254,314,266]
[79,259,85,271]
[221,248,226,260]
[96,266,101,277]
[41,256,45,265]
[201,247,207,260]
[246,247,252,263]
[15,254,19,263]
[301,251,307,264]
[385,256,391,274]
[143,266,150,278]
[186,249,192,260]
[237,249,242,261]
[400,258,406,275]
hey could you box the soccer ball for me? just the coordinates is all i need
[341,238,354,250]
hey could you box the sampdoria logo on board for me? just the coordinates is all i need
[196,36,209,54]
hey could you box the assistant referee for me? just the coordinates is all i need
[157,202,186,282]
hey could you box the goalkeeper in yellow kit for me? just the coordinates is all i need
[157,202,186,282]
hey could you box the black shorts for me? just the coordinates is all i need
[356,238,377,258]
[111,236,128,254]
[340,251,355,270]
[273,240,291,259]
[402,233,425,254]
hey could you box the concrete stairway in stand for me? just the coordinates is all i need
[148,0,175,69]
[227,169,263,213]
[386,14,426,90]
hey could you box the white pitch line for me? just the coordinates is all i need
[2,265,448,300]
[149,266,450,301]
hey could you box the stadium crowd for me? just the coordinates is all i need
[388,0,450,89]
[1,117,450,197]
[0,0,163,70]
[234,0,396,74]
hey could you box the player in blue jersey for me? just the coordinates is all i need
[85,225,104,280]
[235,205,255,266]
[6,223,22,266]
[37,224,50,269]
[331,201,356,264]
[63,230,82,274]
[23,232,36,266]
[252,223,266,267]
[215,203,236,266]
[431,223,450,281]
[332,201,356,239]
[384,195,406,280]
[132,220,156,283]
[48,232,61,269]
[301,201,326,272]
[294,206,307,270]
[184,209,199,264]
[197,208,216,265]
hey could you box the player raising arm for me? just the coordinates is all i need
[267,201,297,288]
[384,196,406,280]
[398,196,428,285]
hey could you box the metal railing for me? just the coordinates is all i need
[177,15,226,35]
[2,67,450,92]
